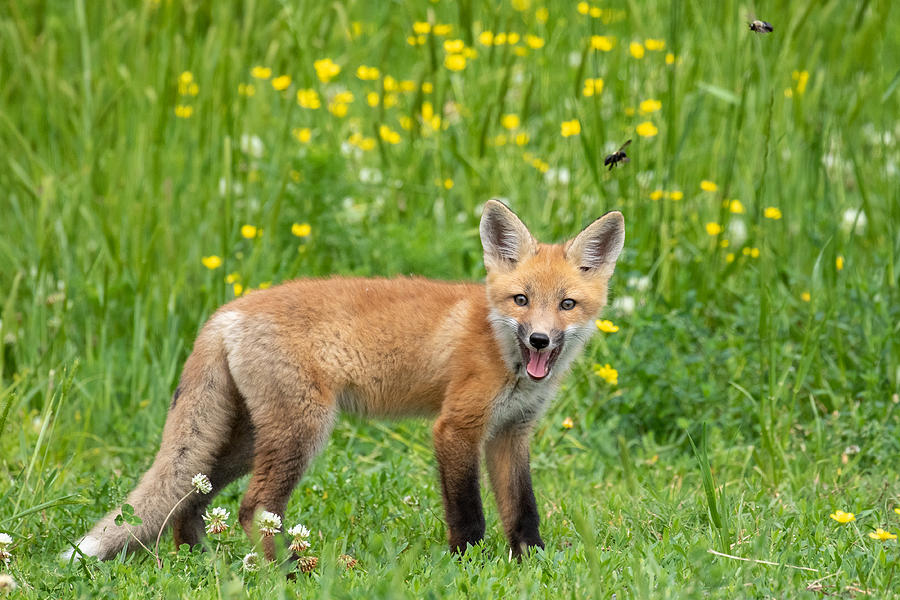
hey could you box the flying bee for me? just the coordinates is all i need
[748,19,773,33]
[604,139,632,171]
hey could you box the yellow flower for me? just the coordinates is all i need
[639,99,662,114]
[562,417,574,430]
[233,283,243,296]
[515,132,529,146]
[830,510,855,524]
[561,119,581,137]
[328,102,348,117]
[719,239,730,248]
[894,508,900,516]
[511,0,530,10]
[501,114,520,130]
[728,199,745,214]
[259,282,272,290]
[665,53,675,65]
[577,2,589,14]
[179,71,194,85]
[535,7,549,23]
[422,82,434,94]
[725,253,735,263]
[366,92,379,107]
[750,247,760,258]
[241,225,259,239]
[201,255,222,270]
[382,76,399,92]
[836,255,844,271]
[292,127,311,143]
[583,78,604,97]
[412,21,431,35]
[292,223,312,237]
[629,42,645,59]
[313,58,341,83]
[433,24,453,36]
[399,80,416,92]
[792,70,810,95]
[478,31,494,46]
[225,272,240,284]
[356,65,380,81]
[801,291,811,302]
[591,35,614,51]
[174,105,194,118]
[271,75,291,91]
[668,191,684,201]
[650,190,664,201]
[444,39,465,53]
[442,178,454,190]
[238,83,256,97]
[525,34,545,49]
[444,54,466,71]
[297,89,321,109]
[700,180,718,192]
[868,528,897,541]
[589,6,601,18]
[596,319,619,333]
[250,66,272,80]
[644,38,665,51]
[379,124,401,144]
[705,222,723,236]
[507,33,520,45]
[636,121,658,137]
[594,363,618,385]
[764,206,782,220]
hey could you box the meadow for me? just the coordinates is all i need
[1,0,899,597]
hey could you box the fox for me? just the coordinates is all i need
[64,199,625,563]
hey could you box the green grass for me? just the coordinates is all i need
[2,0,900,597]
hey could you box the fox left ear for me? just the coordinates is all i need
[565,211,625,276]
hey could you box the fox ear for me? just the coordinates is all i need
[480,199,537,271]
[565,211,625,276]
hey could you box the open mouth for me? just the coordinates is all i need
[518,341,563,381]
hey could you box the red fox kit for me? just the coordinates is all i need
[65,199,624,561]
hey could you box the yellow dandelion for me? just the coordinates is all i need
[728,199,745,214]
[379,124,401,144]
[594,363,618,385]
[201,255,222,270]
[412,21,431,35]
[750,247,760,258]
[725,253,735,263]
[271,75,291,91]
[442,178,454,190]
[596,319,619,333]
[536,7,549,23]
[894,508,900,516]
[591,35,614,51]
[868,528,897,541]
[444,54,466,71]
[422,82,434,94]
[630,41,645,59]
[356,65,380,81]
[645,38,665,51]
[328,102,348,117]
[179,71,194,85]
[313,58,341,83]
[225,272,240,284]
[174,105,194,118]
[829,510,855,523]
[836,255,844,270]
[297,89,321,109]
[583,78,604,97]
[494,32,508,45]
[292,127,311,143]
[259,282,272,290]
[478,31,494,46]
[238,83,256,97]
[383,93,398,108]
[577,1,589,14]
[719,239,730,248]
[764,206,782,220]
[665,52,675,65]
[700,180,718,192]
[562,417,575,430]
[444,39,465,54]
[561,119,581,137]
[233,283,243,296]
[589,6,601,18]
[705,222,723,236]
[792,70,810,95]
[801,291,811,302]
[250,66,272,80]
[292,223,312,237]
[639,99,662,114]
[501,114,520,130]
[240,225,259,239]
[507,33,520,45]
[668,191,684,201]
[636,121,658,137]
[515,132,529,146]
[433,24,453,36]
[525,34,545,49]
[366,92,379,107]
[650,190,664,201]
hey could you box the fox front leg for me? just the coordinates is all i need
[433,417,486,553]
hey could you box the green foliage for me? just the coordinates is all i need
[1,0,899,597]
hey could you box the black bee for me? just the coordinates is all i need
[604,139,632,171]
[748,19,773,33]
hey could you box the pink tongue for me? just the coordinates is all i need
[526,350,551,379]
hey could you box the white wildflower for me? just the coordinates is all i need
[256,511,282,536]
[288,523,311,553]
[0,574,17,591]
[191,473,212,495]
[627,276,651,292]
[727,219,748,246]
[242,551,260,572]
[239,134,265,158]
[612,295,636,315]
[0,533,11,564]
[841,208,867,234]
[202,507,230,535]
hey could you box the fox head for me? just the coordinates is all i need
[480,199,625,382]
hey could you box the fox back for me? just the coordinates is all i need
[64,199,625,564]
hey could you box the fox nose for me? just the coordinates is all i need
[529,332,550,350]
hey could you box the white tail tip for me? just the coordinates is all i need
[60,536,101,562]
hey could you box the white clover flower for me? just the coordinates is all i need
[202,507,230,535]
[241,551,260,572]
[239,134,265,158]
[191,474,212,495]
[256,511,282,536]
[288,524,311,553]
[612,295,636,315]
[0,574,16,591]
[727,219,748,246]
[0,533,11,564]
[841,208,867,234]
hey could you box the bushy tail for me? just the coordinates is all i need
[64,340,237,561]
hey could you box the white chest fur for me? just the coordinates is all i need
[487,379,555,438]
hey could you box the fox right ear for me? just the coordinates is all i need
[480,199,536,271]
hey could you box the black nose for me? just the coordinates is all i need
[529,332,550,349]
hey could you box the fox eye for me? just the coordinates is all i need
[560,298,576,310]
[513,294,529,306]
